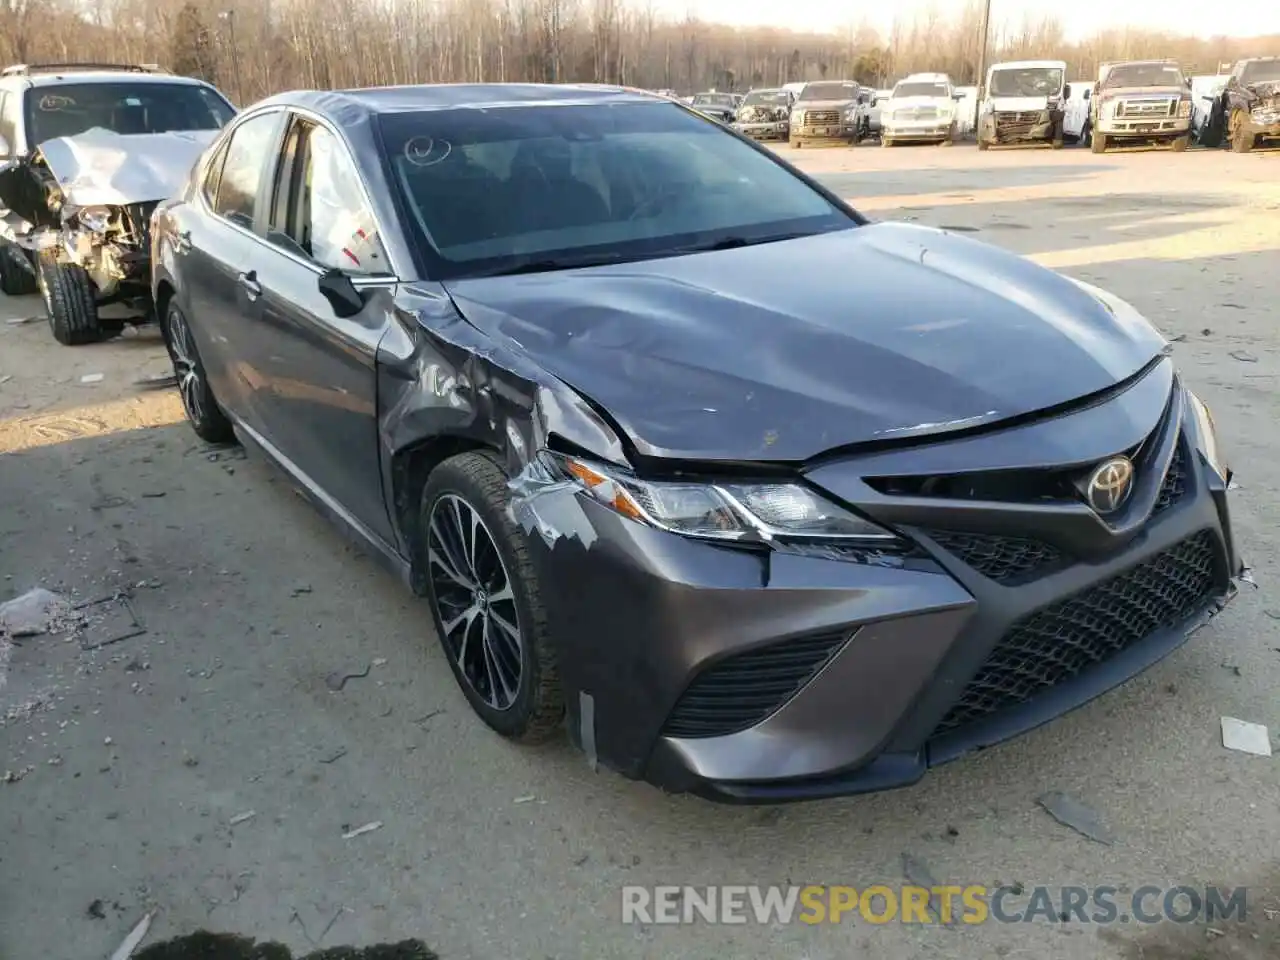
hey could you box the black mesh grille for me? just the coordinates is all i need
[1153,443,1188,516]
[662,632,850,739]
[925,530,1062,584]
[933,530,1220,736]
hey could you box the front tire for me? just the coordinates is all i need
[1171,134,1190,152]
[420,451,564,743]
[161,301,235,444]
[1091,132,1109,153]
[1230,111,1254,153]
[37,252,117,346]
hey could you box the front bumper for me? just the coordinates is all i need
[1098,116,1190,137]
[735,121,790,140]
[980,110,1061,144]
[791,121,860,143]
[884,120,955,140]
[522,368,1244,802]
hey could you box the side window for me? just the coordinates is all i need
[285,124,389,276]
[200,139,230,207]
[212,112,279,229]
[0,92,17,156]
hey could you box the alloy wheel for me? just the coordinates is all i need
[167,308,207,425]
[427,493,523,710]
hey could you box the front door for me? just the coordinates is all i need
[246,114,397,544]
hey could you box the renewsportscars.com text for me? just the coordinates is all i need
[621,884,1248,926]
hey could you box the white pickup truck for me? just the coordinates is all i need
[880,73,963,146]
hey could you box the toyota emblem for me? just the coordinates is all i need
[1086,456,1135,514]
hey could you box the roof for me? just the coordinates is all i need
[1,70,212,89]
[989,60,1067,71]
[900,72,952,82]
[258,83,659,118]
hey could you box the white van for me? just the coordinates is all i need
[881,73,962,146]
[976,60,1067,149]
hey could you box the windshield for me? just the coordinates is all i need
[379,102,855,280]
[989,67,1063,97]
[24,82,235,146]
[743,90,789,106]
[893,82,950,98]
[693,94,735,107]
[1241,60,1280,84]
[799,82,857,102]
[1103,63,1183,89]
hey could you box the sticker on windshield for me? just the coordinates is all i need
[403,136,451,167]
[38,95,75,111]
[124,97,142,106]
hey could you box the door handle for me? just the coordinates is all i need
[174,230,192,255]
[237,270,262,299]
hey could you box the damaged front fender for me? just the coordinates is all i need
[375,284,630,579]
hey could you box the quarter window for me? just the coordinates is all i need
[213,112,279,229]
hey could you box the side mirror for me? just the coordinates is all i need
[953,92,963,100]
[317,267,365,318]
[0,133,10,159]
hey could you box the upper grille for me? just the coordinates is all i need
[895,106,938,120]
[1119,98,1177,118]
[926,530,1062,584]
[932,530,1220,737]
[662,632,850,739]
[802,109,841,126]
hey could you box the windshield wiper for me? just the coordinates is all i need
[472,252,635,278]
[673,231,817,254]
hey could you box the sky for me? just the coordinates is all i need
[672,0,1280,42]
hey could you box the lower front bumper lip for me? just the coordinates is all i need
[692,576,1242,804]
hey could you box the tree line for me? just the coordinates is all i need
[2,0,1276,103]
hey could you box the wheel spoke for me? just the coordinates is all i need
[429,513,474,589]
[482,617,517,706]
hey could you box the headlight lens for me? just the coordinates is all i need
[538,451,900,544]
[74,205,113,233]
[790,110,803,124]
[1177,99,1192,118]
[1187,390,1228,481]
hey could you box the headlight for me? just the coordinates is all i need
[790,110,803,124]
[1187,390,1228,481]
[1177,99,1192,118]
[537,451,901,545]
[74,205,113,233]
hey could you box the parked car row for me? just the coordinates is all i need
[680,53,1278,155]
[0,67,1247,802]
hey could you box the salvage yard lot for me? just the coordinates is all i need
[1,144,1279,960]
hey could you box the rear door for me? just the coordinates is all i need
[178,109,287,433]
[245,112,398,544]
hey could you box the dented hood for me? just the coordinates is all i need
[35,128,218,207]
[444,223,1168,463]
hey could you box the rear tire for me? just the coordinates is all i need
[0,243,37,295]
[161,300,235,444]
[420,451,564,743]
[38,252,110,346]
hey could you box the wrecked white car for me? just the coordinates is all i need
[0,64,235,344]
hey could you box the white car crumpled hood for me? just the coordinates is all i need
[36,127,219,207]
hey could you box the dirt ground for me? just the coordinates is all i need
[2,142,1279,960]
